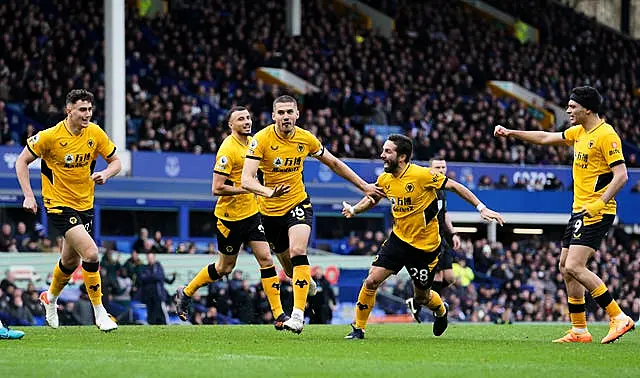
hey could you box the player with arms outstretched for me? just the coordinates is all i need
[15,89,120,332]
[241,95,383,333]
[494,86,634,343]
[342,134,504,339]
[176,106,289,329]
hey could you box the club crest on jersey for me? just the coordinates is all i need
[273,157,283,168]
[588,140,594,149]
[64,154,74,164]
[297,144,304,153]
[87,138,95,149]
[405,183,415,193]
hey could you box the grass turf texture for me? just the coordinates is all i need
[1,324,637,378]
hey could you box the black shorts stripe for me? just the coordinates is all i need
[609,160,624,168]
[26,144,39,158]
[246,155,261,160]
[213,170,229,176]
[594,172,613,192]
[106,146,117,158]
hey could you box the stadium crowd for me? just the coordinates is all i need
[3,0,640,170]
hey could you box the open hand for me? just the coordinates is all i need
[270,184,290,198]
[480,207,505,226]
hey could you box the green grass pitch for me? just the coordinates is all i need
[1,324,637,378]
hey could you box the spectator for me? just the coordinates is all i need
[6,288,34,325]
[132,228,149,254]
[0,224,14,251]
[306,266,337,324]
[494,174,510,189]
[137,252,175,325]
[477,175,494,190]
[631,180,640,193]
[151,230,168,254]
[452,259,475,287]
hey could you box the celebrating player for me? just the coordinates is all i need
[15,89,120,332]
[342,134,504,339]
[176,106,289,329]
[241,95,384,333]
[494,86,635,343]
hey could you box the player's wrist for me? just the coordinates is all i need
[347,204,356,215]
[476,202,486,212]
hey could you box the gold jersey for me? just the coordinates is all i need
[562,121,624,219]
[213,134,259,221]
[246,124,324,216]
[376,163,448,252]
[26,120,116,212]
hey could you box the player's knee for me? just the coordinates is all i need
[255,254,274,268]
[363,276,381,290]
[289,245,307,257]
[558,262,567,276]
[216,262,235,276]
[61,256,80,270]
[82,245,100,262]
[564,261,583,278]
[443,271,455,286]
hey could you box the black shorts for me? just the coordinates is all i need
[261,197,313,254]
[561,212,615,250]
[436,238,454,271]
[216,213,267,255]
[372,232,442,290]
[47,207,94,236]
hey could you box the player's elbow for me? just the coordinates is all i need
[15,155,30,173]
[212,185,224,196]
[619,171,629,186]
[240,175,251,191]
[111,157,122,175]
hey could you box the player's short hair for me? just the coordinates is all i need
[66,89,94,106]
[273,95,297,109]
[387,134,413,162]
[225,106,249,124]
[429,158,446,166]
[570,86,602,113]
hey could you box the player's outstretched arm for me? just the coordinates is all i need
[494,125,565,146]
[444,179,505,226]
[241,157,290,198]
[91,153,121,185]
[15,147,38,214]
[341,196,379,218]
[212,172,249,196]
[316,149,385,199]
[582,162,628,217]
